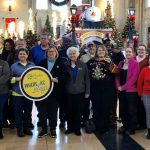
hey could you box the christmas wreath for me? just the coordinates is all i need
[49,0,69,6]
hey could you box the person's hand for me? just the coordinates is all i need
[85,93,90,99]
[16,77,21,82]
[118,86,122,91]
[52,77,58,83]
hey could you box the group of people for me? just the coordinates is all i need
[0,32,150,141]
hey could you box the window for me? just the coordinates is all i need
[36,0,48,10]
[71,0,82,6]
[146,0,150,7]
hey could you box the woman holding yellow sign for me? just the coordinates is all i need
[37,45,68,138]
[10,48,34,137]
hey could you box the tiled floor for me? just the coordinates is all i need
[1,103,150,150]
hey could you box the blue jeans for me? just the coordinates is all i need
[0,93,8,125]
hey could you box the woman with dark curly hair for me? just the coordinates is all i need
[1,39,15,66]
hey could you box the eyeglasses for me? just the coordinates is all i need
[138,49,145,51]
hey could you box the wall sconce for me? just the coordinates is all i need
[8,0,13,12]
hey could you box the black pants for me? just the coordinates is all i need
[59,92,67,123]
[37,96,59,131]
[3,95,14,125]
[91,86,115,133]
[137,96,146,128]
[118,91,138,131]
[110,92,118,123]
[13,96,33,129]
[66,93,84,131]
[82,97,91,122]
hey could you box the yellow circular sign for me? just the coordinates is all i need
[19,66,54,101]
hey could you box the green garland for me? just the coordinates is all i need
[49,0,69,6]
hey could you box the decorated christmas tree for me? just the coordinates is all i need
[104,1,115,29]
[44,15,53,37]
[122,16,136,39]
[24,30,40,50]
[104,1,123,47]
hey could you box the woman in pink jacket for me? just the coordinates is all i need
[116,47,139,135]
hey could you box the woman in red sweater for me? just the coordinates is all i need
[138,55,150,139]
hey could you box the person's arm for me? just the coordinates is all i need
[84,63,90,98]
[0,61,10,84]
[121,62,139,91]
[137,69,145,96]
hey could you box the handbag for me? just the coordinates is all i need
[109,61,120,73]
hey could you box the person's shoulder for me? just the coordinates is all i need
[11,61,19,68]
[0,59,9,66]
[31,44,41,51]
[28,61,35,66]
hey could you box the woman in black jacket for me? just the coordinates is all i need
[37,45,68,138]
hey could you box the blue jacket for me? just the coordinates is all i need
[11,61,34,95]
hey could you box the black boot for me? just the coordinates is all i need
[147,128,150,139]
[0,125,4,139]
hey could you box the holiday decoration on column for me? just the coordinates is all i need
[122,16,136,39]
[28,8,35,34]
[24,30,40,50]
[104,1,123,47]
[44,15,53,37]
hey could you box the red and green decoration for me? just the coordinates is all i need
[49,0,69,6]
[104,1,115,29]
[122,16,136,38]
[24,30,40,50]
[104,1,123,47]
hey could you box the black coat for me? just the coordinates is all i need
[38,57,69,99]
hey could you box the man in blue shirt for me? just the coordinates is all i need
[30,32,50,65]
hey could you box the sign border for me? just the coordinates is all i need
[19,66,54,101]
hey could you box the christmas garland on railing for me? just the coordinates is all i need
[49,0,69,6]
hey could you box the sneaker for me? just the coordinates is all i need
[65,129,73,134]
[24,129,33,135]
[38,130,48,138]
[75,130,81,136]
[50,130,57,138]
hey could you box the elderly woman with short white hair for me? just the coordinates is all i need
[65,46,90,136]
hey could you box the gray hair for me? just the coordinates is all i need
[66,46,80,57]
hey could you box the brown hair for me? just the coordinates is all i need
[46,45,59,59]
[95,45,108,58]
[138,44,147,50]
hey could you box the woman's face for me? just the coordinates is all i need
[97,47,106,58]
[5,42,12,51]
[47,48,57,59]
[125,48,134,59]
[68,50,78,61]
[18,51,28,62]
[137,46,146,58]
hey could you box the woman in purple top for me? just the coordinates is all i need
[116,47,140,135]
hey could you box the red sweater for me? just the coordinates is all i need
[138,67,150,96]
